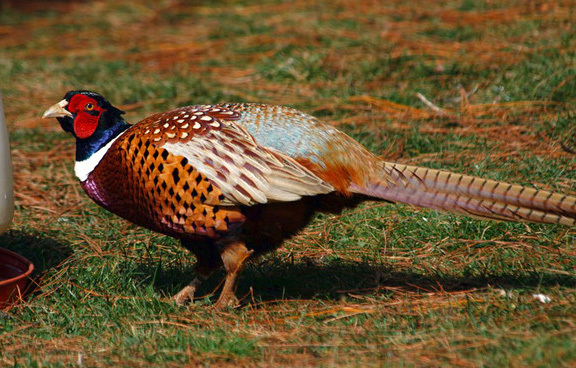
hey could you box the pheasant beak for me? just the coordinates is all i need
[42,100,73,119]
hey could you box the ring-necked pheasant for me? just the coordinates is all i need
[43,91,576,308]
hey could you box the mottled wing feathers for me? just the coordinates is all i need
[135,105,239,146]
[131,105,334,206]
[215,103,381,195]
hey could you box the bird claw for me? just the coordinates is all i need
[172,285,196,306]
[173,284,241,310]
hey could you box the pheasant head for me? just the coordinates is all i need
[43,91,130,161]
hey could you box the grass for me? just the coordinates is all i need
[1,0,575,366]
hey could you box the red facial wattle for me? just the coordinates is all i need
[67,94,105,139]
[74,112,100,139]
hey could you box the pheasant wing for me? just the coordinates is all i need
[134,105,334,206]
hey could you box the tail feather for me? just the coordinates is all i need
[351,162,576,226]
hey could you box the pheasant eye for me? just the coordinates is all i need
[85,103,94,111]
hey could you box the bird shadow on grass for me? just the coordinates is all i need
[133,256,576,305]
[238,262,575,304]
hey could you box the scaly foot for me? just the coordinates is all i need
[172,277,204,306]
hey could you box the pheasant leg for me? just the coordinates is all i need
[213,241,254,309]
[173,239,226,305]
[173,262,219,305]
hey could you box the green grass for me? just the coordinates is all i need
[1,0,575,366]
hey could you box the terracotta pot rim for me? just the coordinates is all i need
[0,247,34,286]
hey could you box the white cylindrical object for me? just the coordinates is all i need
[0,92,14,235]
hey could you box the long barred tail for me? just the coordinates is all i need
[351,161,576,226]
